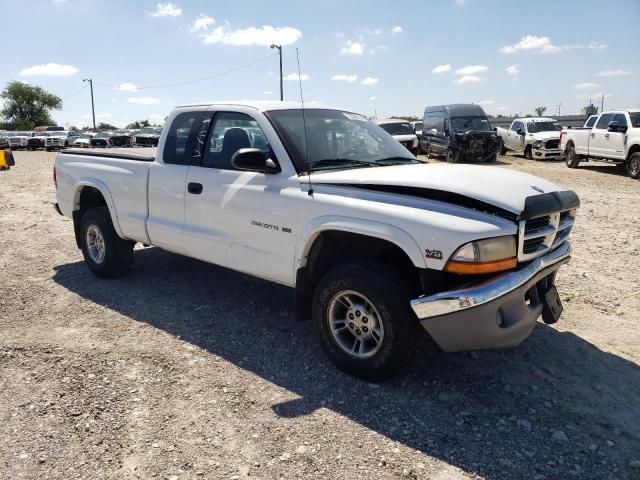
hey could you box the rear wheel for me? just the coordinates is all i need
[446,149,460,163]
[628,152,640,179]
[565,145,580,168]
[80,207,134,278]
[313,263,420,381]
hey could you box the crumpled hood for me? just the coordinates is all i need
[528,131,561,141]
[310,163,562,215]
[391,134,417,142]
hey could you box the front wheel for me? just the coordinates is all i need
[80,207,134,278]
[313,263,420,381]
[524,146,533,160]
[498,138,507,156]
[446,149,460,163]
[628,152,640,179]
[565,145,580,168]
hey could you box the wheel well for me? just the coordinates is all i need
[524,144,532,152]
[72,187,108,248]
[627,144,640,160]
[565,140,574,150]
[298,231,422,300]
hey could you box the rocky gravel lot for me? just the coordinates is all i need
[1,151,639,480]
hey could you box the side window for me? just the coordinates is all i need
[202,112,270,170]
[510,122,518,131]
[595,113,614,129]
[163,111,204,165]
[613,113,627,127]
[585,116,597,128]
[434,114,445,133]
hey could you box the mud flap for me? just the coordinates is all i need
[541,285,563,324]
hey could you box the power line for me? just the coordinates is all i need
[60,84,88,100]
[92,53,277,91]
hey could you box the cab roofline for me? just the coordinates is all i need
[173,100,340,112]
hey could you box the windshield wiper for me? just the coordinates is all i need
[304,158,381,172]
[374,156,419,165]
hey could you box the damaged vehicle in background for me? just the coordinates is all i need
[110,130,134,147]
[8,131,36,150]
[45,131,79,151]
[497,117,563,160]
[421,104,498,163]
[89,131,113,148]
[376,119,419,155]
[132,127,162,147]
[73,132,96,148]
[27,131,52,150]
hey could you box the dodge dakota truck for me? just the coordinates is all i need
[496,117,563,160]
[560,109,640,178]
[54,101,579,380]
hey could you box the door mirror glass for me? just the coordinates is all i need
[607,121,627,133]
[516,128,524,135]
[231,148,279,173]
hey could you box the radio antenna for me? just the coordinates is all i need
[296,48,313,195]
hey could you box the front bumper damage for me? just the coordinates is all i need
[410,241,571,352]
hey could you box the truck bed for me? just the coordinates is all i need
[63,147,156,162]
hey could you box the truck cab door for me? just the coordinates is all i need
[589,113,616,157]
[183,109,298,285]
[603,113,628,160]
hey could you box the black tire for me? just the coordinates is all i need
[45,147,52,152]
[628,152,640,179]
[485,153,497,163]
[80,207,134,278]
[446,149,460,163]
[313,263,421,381]
[498,138,507,156]
[524,145,533,160]
[565,145,580,168]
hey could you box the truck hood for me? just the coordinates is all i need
[310,163,564,217]
[528,131,561,141]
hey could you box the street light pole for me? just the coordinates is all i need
[82,78,96,129]
[270,44,283,101]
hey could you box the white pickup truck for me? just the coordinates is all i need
[497,117,563,160]
[54,101,579,380]
[560,109,640,179]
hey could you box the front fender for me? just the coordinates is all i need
[296,215,427,272]
[72,178,125,239]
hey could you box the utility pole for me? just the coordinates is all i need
[82,78,96,129]
[601,92,605,113]
[270,44,283,101]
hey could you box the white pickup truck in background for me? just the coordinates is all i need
[560,109,640,179]
[496,117,563,160]
[54,101,579,380]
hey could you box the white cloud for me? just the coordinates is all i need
[191,14,214,32]
[361,77,379,85]
[199,24,302,47]
[577,92,612,100]
[284,73,310,81]
[340,41,365,55]
[263,91,274,95]
[127,97,161,105]
[596,69,632,77]
[500,35,608,54]
[456,65,488,75]
[505,64,519,78]
[454,75,482,85]
[331,74,358,83]
[20,63,78,77]
[369,96,377,101]
[116,82,138,92]
[574,82,599,90]
[391,26,403,35]
[478,100,495,105]
[432,64,452,74]
[148,2,182,17]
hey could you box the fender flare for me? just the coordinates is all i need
[72,178,125,239]
[295,215,427,274]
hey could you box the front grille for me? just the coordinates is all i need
[545,139,560,149]
[518,210,576,261]
[92,139,107,146]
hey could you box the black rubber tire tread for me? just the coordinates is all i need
[80,207,134,278]
[565,145,580,168]
[498,139,507,156]
[446,149,460,163]
[312,263,421,381]
[524,145,533,160]
[627,152,640,179]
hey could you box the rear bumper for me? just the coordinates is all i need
[410,241,571,352]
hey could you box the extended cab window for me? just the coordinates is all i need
[163,112,204,165]
[585,116,598,128]
[202,112,270,170]
[613,114,627,127]
[595,113,614,130]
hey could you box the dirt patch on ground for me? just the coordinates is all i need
[1,151,639,479]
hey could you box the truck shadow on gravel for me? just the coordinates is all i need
[53,247,640,480]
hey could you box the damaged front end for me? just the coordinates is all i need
[454,131,499,162]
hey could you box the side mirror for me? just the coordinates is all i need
[607,121,627,133]
[493,127,498,132]
[231,148,279,173]
[516,128,524,135]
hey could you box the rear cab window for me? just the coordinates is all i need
[163,111,207,165]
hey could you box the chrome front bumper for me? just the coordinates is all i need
[410,241,571,352]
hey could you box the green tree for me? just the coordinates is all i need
[0,81,62,130]
[534,106,547,117]
[126,119,151,129]
[97,122,118,130]
[390,115,421,122]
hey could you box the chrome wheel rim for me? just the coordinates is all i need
[630,157,640,177]
[328,290,384,359]
[86,225,106,264]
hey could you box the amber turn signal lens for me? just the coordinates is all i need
[445,257,517,275]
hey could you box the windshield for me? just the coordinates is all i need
[450,116,491,132]
[629,113,640,128]
[266,109,416,172]
[527,121,562,133]
[413,122,423,131]
[95,132,111,138]
[378,122,414,136]
[79,134,92,139]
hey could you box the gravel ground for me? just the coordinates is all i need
[1,151,639,480]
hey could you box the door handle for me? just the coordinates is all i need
[187,182,203,194]
[604,133,610,139]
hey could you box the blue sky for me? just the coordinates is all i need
[3,0,639,128]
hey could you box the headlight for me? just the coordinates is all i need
[445,236,517,274]
[533,140,543,149]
